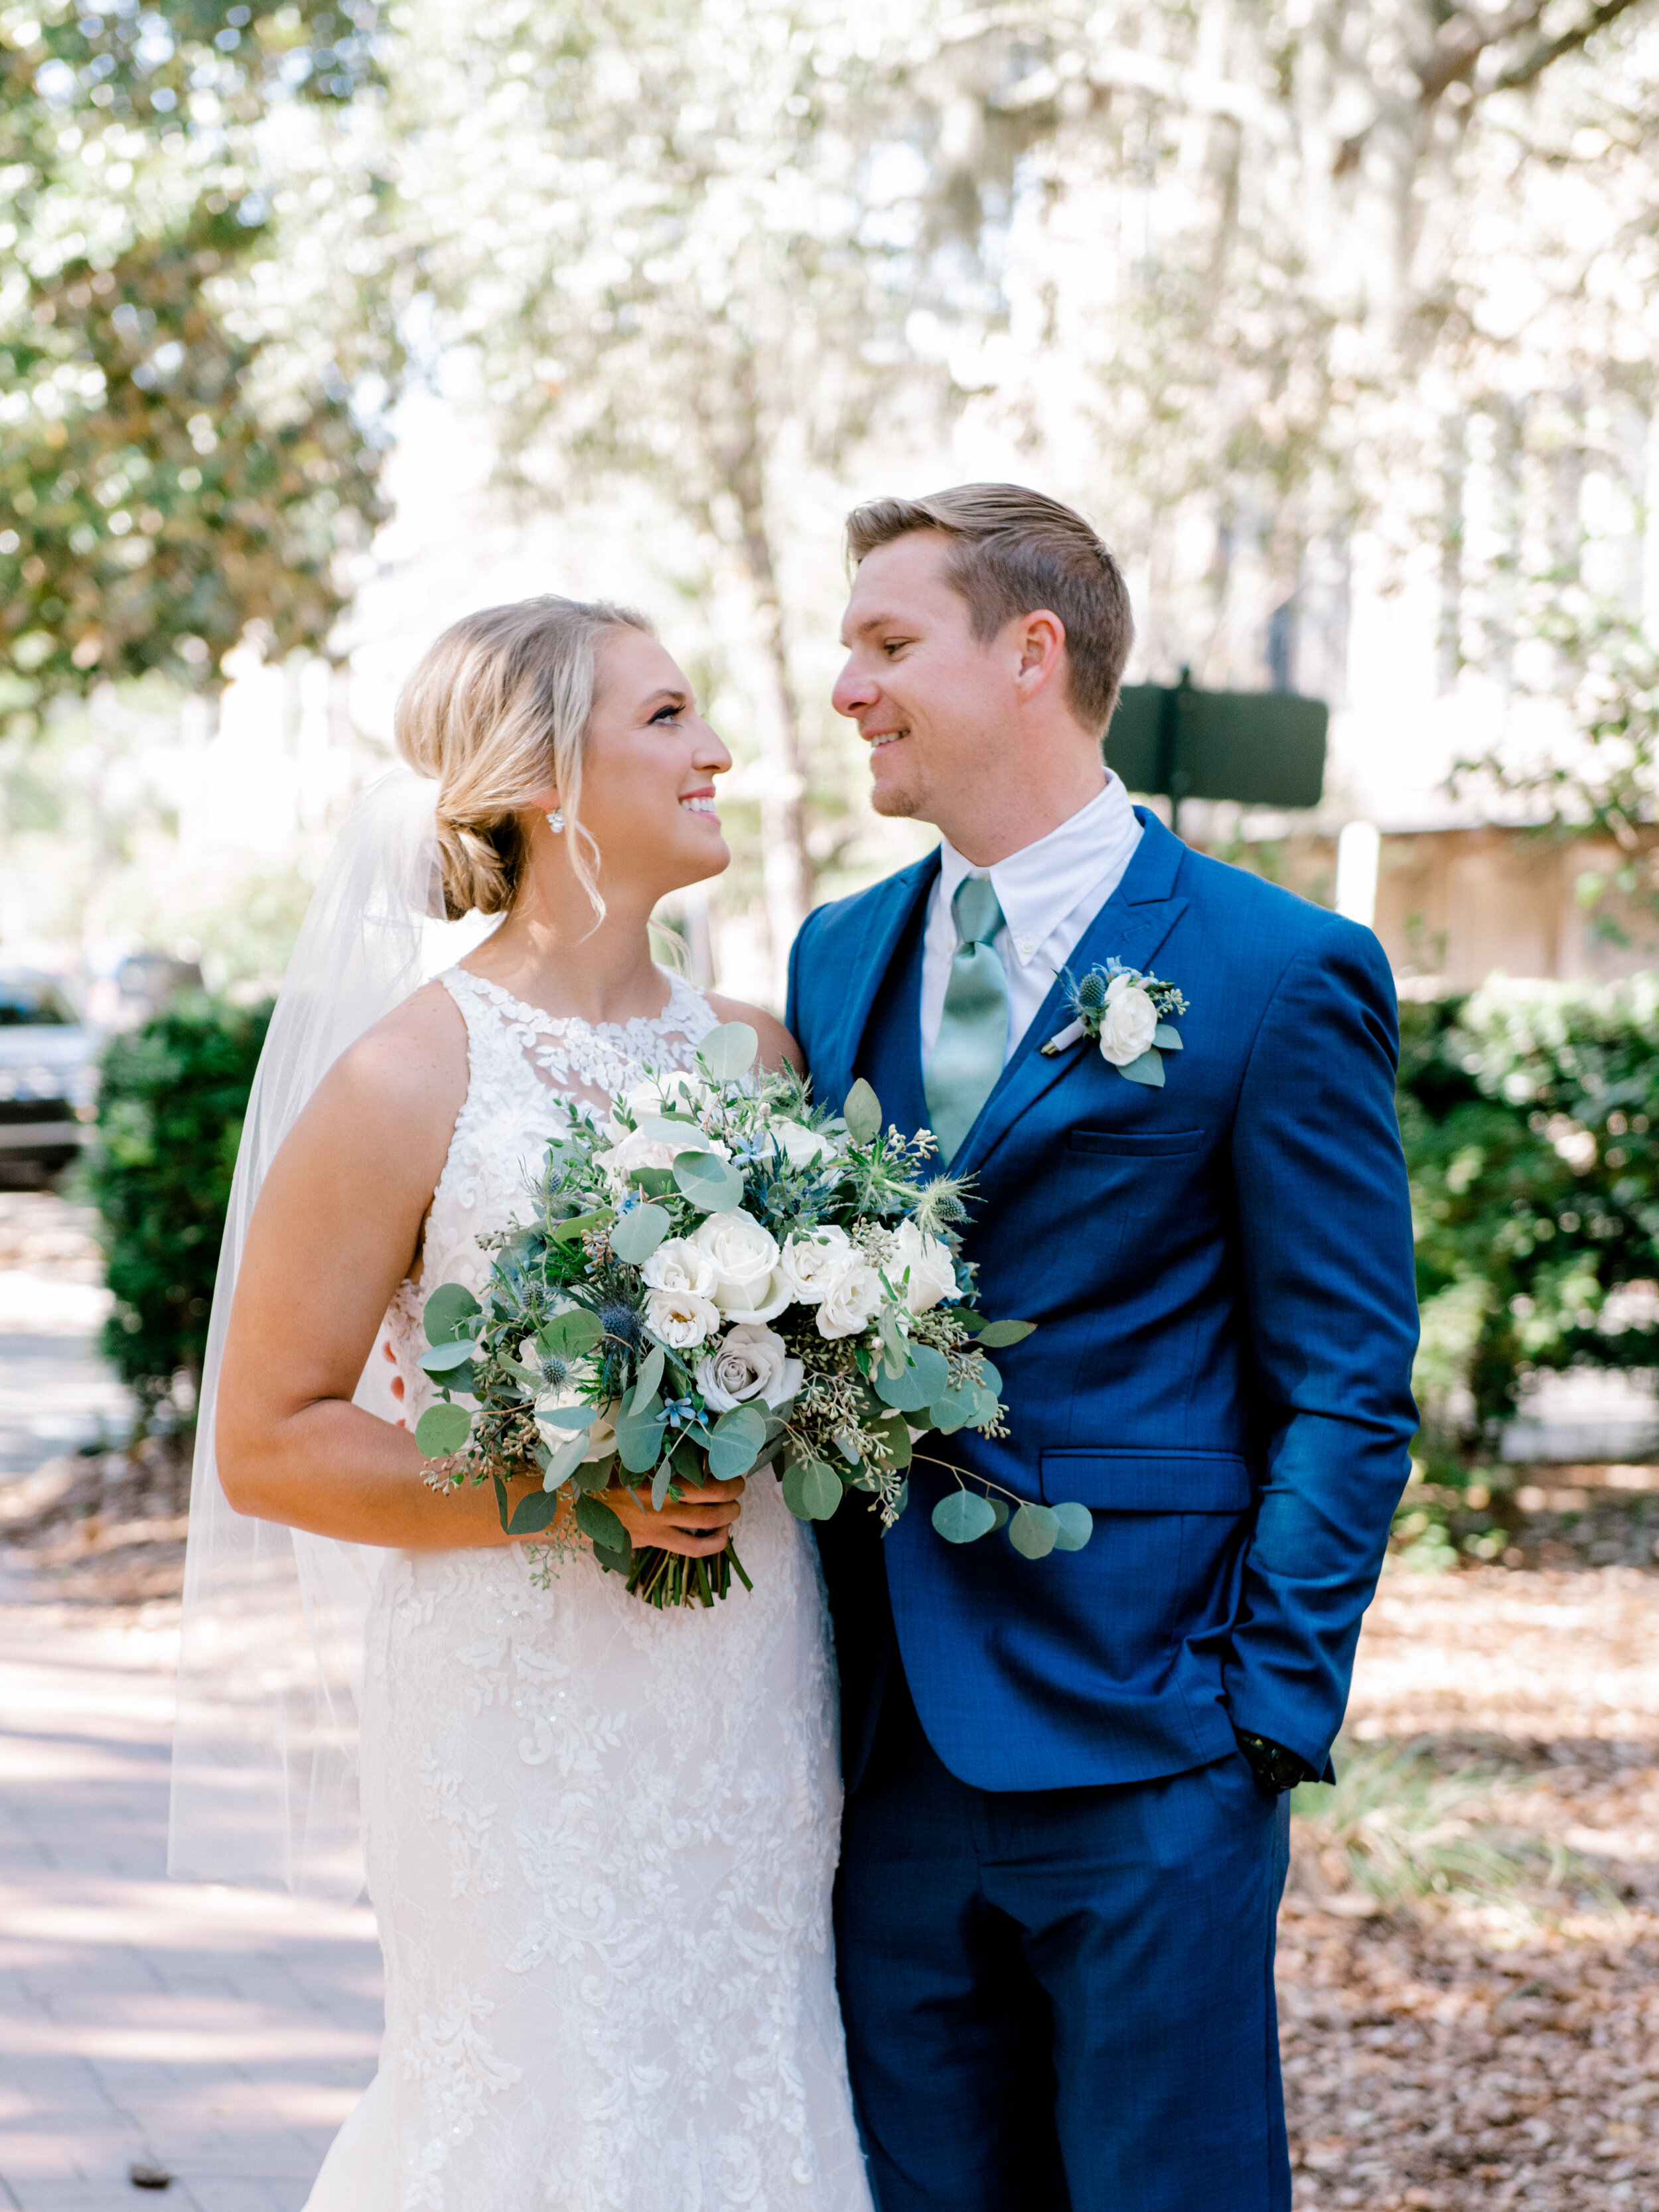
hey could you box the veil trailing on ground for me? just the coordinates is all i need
[169,768,446,1900]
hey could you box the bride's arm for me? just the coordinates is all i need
[214,983,743,1556]
[702,993,804,1077]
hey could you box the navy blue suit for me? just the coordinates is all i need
[786,809,1419,2211]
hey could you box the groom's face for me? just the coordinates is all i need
[833,530,1011,827]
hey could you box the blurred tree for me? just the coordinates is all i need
[894,1,1659,689]
[0,0,399,698]
[394,0,942,978]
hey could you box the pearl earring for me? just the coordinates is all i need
[546,808,565,834]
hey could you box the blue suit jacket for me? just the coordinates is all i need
[786,809,1419,1796]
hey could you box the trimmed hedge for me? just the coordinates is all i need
[1398,979,1659,1477]
[82,995,271,1425]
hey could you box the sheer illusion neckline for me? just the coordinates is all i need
[452,964,700,1042]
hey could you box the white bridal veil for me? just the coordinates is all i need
[169,768,449,1899]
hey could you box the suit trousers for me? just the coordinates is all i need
[833,1667,1293,2212]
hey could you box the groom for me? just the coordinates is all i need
[785,484,1419,2211]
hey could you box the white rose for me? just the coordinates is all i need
[695,1323,804,1413]
[778,1225,854,1304]
[887,1220,960,1315]
[772,1118,837,1169]
[816,1255,886,1340]
[598,1127,679,1180]
[692,1212,789,1322]
[534,1387,618,1464]
[583,1399,618,1462]
[644,1285,721,1348]
[620,1070,715,1123]
[640,1238,719,1298]
[1098,981,1159,1067]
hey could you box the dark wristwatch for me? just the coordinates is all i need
[1232,1726,1319,1794]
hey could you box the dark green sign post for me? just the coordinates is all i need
[1106,670,1328,834]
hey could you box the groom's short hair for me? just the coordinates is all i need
[845,484,1133,735]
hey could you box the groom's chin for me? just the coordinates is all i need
[868,777,919,821]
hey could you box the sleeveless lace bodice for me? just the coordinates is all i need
[306,967,871,2212]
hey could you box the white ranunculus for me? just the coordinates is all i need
[1098,981,1159,1067]
[772,1117,837,1169]
[815,1255,886,1340]
[778,1225,854,1304]
[692,1212,789,1322]
[640,1238,719,1298]
[888,1220,960,1314]
[695,1323,804,1413]
[643,1285,721,1348]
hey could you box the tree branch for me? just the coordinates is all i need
[1417,3,1547,104]
[1492,0,1652,90]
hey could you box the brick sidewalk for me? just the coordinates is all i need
[0,1558,381,2212]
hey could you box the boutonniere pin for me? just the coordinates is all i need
[1040,959,1189,1089]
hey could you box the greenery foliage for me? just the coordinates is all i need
[1,0,394,698]
[1398,979,1659,1476]
[81,992,270,1422]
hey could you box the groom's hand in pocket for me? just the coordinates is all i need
[607,1473,747,1556]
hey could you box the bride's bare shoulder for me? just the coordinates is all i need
[308,979,469,1135]
[701,990,803,1077]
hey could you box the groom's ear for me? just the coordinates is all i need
[1012,610,1069,697]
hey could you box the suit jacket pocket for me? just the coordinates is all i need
[1068,1128,1206,1158]
[1039,1446,1254,1511]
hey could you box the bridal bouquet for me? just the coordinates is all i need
[414,1022,1092,1608]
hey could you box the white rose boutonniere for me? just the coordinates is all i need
[1041,959,1190,1090]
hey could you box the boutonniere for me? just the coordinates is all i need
[1039,959,1189,1089]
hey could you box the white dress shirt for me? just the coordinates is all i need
[919,775,1143,1068]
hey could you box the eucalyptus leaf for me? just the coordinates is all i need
[629,1344,666,1411]
[651,1458,676,1511]
[540,1429,593,1491]
[932,1489,998,1544]
[698,1021,760,1081]
[507,1488,564,1537]
[782,1458,843,1521]
[591,1539,633,1576]
[1117,1048,1165,1089]
[573,1493,628,1551]
[1153,1023,1183,1051]
[707,1429,761,1481]
[972,1318,1037,1350]
[1052,1501,1094,1551]
[872,1344,949,1412]
[930,1379,986,1435]
[843,1078,883,1145]
[615,1395,666,1474]
[414,1403,471,1458]
[629,1165,678,1198]
[868,1412,912,1470]
[422,1282,481,1348]
[570,1454,615,1494]
[541,1307,603,1359]
[672,1150,745,1213]
[551,1208,613,1244]
[1008,1503,1060,1559]
[536,1403,599,1432]
[989,1498,1011,1530]
[418,1337,477,1377]
[610,1204,671,1265]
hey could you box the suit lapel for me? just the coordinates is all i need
[810,851,940,1116]
[951,811,1190,1182]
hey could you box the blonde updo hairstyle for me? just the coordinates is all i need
[394,595,654,922]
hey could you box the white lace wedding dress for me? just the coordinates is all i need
[304,966,872,2212]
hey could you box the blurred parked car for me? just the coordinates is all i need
[0,969,100,1176]
[84,949,206,1032]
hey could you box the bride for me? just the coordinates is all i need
[197,597,873,2209]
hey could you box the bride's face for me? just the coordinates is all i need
[571,628,732,898]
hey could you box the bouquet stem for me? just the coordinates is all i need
[623,1539,753,1610]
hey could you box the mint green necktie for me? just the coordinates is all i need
[924,875,1009,1165]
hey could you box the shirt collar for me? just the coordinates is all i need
[937,776,1137,967]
